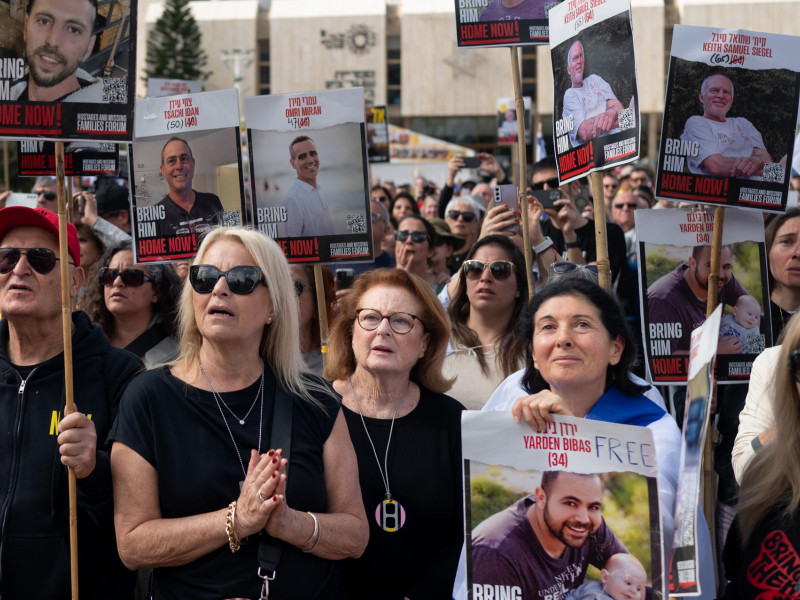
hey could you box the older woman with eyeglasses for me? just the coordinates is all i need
[86,241,180,368]
[326,268,465,600]
[110,227,368,599]
[443,234,528,409]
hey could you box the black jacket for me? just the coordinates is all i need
[0,311,142,599]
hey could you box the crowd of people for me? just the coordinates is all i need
[1,156,800,599]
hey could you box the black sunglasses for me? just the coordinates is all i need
[446,210,477,222]
[0,247,63,274]
[394,230,429,243]
[99,267,152,287]
[613,202,638,210]
[463,259,516,280]
[35,190,57,201]
[551,261,598,275]
[530,177,561,190]
[189,265,266,295]
[789,350,800,383]
[293,280,312,298]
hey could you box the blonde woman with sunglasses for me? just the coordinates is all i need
[443,234,528,409]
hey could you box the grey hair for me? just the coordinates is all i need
[701,74,734,98]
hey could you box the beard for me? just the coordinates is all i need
[27,44,82,88]
[543,501,597,548]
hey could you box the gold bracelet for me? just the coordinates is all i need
[296,511,320,552]
[226,501,242,553]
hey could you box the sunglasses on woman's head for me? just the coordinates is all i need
[446,210,477,222]
[462,259,515,280]
[189,265,266,295]
[788,350,800,383]
[394,230,429,243]
[0,247,65,274]
[99,267,152,287]
[551,261,598,275]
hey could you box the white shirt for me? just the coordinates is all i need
[283,179,335,238]
[681,116,767,180]
[563,74,621,148]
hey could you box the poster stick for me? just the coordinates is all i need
[510,46,534,298]
[313,265,329,370]
[588,171,611,292]
[702,205,725,578]
[55,141,79,600]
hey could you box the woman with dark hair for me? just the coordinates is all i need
[394,214,438,288]
[290,264,335,376]
[480,278,716,597]
[764,207,800,337]
[89,241,180,367]
[443,234,528,409]
[390,192,419,223]
[325,268,464,599]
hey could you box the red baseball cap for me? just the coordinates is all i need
[0,206,81,267]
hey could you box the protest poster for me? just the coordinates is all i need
[366,105,390,164]
[453,0,558,48]
[0,0,136,142]
[549,0,640,183]
[462,412,663,600]
[130,88,245,263]
[146,77,202,98]
[245,87,372,264]
[17,140,118,175]
[668,305,721,597]
[655,25,800,213]
[496,96,532,146]
[637,207,771,384]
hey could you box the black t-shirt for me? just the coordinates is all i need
[109,366,346,600]
[340,387,465,600]
[154,191,223,239]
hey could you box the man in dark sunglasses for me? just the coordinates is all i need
[445,197,484,273]
[153,137,224,248]
[32,176,58,212]
[0,205,142,599]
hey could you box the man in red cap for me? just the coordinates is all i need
[0,206,141,598]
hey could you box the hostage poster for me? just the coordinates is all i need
[668,306,721,597]
[130,88,245,263]
[549,0,640,183]
[0,0,136,142]
[17,140,118,175]
[366,105,390,164]
[637,207,771,384]
[462,412,663,600]
[454,0,561,48]
[245,87,372,264]
[655,25,800,212]
[497,96,532,146]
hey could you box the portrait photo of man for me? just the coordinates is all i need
[153,136,224,239]
[479,0,545,21]
[283,135,335,238]
[11,0,103,102]
[681,74,779,181]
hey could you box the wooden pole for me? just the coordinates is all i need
[313,265,329,370]
[2,140,8,190]
[510,47,534,298]
[55,141,79,600]
[588,171,611,292]
[703,205,724,586]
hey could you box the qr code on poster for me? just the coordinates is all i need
[101,78,127,103]
[763,162,784,183]
[347,214,366,233]
[618,108,635,131]
[222,211,241,227]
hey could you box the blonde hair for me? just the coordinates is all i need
[324,268,454,394]
[173,226,330,404]
[738,312,800,540]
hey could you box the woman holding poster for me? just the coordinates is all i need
[109,227,368,599]
[326,269,465,600]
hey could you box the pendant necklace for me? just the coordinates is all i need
[349,376,409,533]
[200,362,264,487]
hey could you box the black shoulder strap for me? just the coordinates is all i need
[124,325,169,358]
[257,381,293,586]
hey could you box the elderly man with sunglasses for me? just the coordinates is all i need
[0,206,142,599]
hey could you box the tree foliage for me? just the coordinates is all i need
[144,0,211,83]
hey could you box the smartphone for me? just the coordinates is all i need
[462,156,481,169]
[493,185,519,233]
[6,193,38,208]
[335,268,356,290]
[573,187,592,214]
[530,188,562,210]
